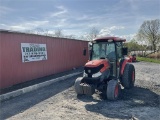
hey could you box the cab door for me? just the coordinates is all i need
[116,42,123,78]
[106,43,116,78]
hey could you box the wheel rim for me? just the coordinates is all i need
[114,85,119,98]
[132,71,135,82]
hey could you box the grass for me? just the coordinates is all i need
[137,57,160,64]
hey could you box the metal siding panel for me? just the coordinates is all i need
[0,35,2,86]
[0,32,88,89]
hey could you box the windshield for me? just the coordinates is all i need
[91,42,115,60]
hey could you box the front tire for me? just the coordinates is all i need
[121,64,135,89]
[74,77,83,95]
[107,80,121,100]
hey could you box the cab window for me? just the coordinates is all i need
[116,42,122,58]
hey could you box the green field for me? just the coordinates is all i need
[137,57,160,64]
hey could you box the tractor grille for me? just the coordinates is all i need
[84,64,104,77]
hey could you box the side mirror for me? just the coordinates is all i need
[83,49,86,56]
[122,47,128,55]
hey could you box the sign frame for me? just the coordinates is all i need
[21,43,47,63]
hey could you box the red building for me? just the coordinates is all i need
[0,30,88,89]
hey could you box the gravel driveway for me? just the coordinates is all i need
[0,62,160,120]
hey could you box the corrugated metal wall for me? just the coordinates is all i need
[0,31,88,89]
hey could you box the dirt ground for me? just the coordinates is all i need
[0,61,160,120]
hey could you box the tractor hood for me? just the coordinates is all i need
[85,59,110,72]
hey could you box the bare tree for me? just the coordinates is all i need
[35,28,45,35]
[138,19,160,53]
[25,28,50,36]
[64,35,76,39]
[54,29,63,37]
[86,27,99,41]
[43,29,49,36]
[25,30,35,34]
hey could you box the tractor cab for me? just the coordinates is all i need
[88,37,127,79]
[75,37,135,100]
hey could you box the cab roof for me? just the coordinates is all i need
[93,36,126,42]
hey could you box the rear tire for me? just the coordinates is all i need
[74,77,83,95]
[107,80,121,100]
[121,64,135,89]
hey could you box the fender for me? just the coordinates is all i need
[120,59,128,75]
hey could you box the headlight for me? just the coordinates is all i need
[83,71,88,77]
[92,72,102,78]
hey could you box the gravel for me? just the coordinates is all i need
[0,61,160,120]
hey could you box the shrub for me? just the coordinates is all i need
[147,52,160,59]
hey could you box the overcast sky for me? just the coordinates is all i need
[0,0,159,40]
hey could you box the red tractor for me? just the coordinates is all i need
[74,37,135,100]
[126,54,137,63]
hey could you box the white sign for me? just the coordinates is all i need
[21,43,47,62]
